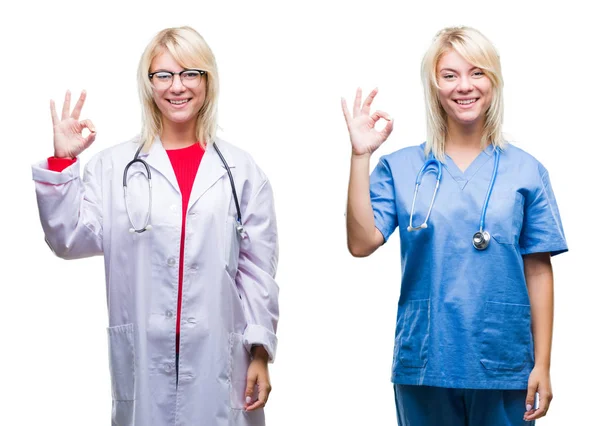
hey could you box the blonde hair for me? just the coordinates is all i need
[421,26,505,160]
[137,26,219,150]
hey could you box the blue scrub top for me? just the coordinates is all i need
[371,143,567,390]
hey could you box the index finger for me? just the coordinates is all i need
[71,90,87,120]
[361,88,378,114]
[526,395,550,421]
[245,390,267,411]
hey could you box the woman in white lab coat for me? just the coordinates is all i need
[32,26,279,426]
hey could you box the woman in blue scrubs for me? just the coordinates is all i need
[342,27,567,425]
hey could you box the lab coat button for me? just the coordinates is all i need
[187,317,196,324]
[167,257,176,267]
[165,310,173,318]
[190,263,198,271]
[164,363,173,373]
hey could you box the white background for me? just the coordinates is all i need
[1,0,598,425]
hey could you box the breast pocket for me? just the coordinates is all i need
[490,192,525,245]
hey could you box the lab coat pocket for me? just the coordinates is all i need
[480,302,531,371]
[224,216,241,277]
[107,323,135,425]
[229,332,252,410]
[491,192,525,245]
[398,299,430,368]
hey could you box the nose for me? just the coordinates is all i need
[457,76,474,93]
[170,74,186,93]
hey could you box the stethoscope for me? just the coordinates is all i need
[123,142,246,238]
[407,148,500,250]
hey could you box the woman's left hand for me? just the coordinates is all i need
[524,365,553,422]
[245,347,272,411]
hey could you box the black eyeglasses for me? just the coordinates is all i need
[148,69,207,89]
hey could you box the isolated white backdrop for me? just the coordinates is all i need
[1,1,597,425]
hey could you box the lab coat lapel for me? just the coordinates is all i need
[187,142,235,212]
[140,138,181,195]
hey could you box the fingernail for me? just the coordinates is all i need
[246,396,252,404]
[526,404,532,411]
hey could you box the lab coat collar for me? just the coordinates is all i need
[187,139,236,211]
[138,138,236,209]
[139,137,181,195]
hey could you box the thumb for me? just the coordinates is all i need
[525,381,537,411]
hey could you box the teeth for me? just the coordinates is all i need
[169,99,188,105]
[456,99,476,105]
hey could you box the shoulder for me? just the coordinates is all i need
[88,136,140,164]
[212,137,269,183]
[82,136,139,175]
[501,143,549,178]
[378,143,426,169]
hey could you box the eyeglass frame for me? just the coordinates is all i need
[148,69,207,88]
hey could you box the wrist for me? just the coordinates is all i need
[250,345,269,362]
[351,151,371,160]
[53,151,74,159]
[534,361,551,370]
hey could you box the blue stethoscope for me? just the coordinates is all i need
[407,148,500,250]
[122,142,246,238]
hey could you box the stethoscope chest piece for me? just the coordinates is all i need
[472,230,491,250]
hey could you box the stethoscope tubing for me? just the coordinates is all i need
[407,148,500,250]
[123,142,244,236]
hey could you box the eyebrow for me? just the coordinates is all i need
[149,68,187,73]
[438,66,481,73]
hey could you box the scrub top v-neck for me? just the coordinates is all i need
[369,142,567,389]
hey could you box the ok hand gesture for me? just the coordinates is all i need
[51,90,96,158]
[341,88,393,156]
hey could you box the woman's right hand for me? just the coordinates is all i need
[51,90,96,158]
[341,87,394,156]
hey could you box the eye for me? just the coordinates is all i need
[442,74,455,80]
[473,70,485,78]
[182,70,201,80]
[154,72,173,81]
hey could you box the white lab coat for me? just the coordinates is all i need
[32,137,279,426]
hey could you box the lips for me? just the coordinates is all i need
[454,98,478,105]
[168,99,190,105]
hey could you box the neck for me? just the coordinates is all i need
[160,119,199,150]
[445,119,486,153]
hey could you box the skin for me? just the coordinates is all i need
[342,49,555,422]
[50,51,272,413]
[149,50,207,149]
[436,49,492,171]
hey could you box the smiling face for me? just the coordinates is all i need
[436,49,493,130]
[149,49,207,128]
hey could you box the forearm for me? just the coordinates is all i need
[32,159,103,259]
[347,153,381,257]
[524,252,554,368]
